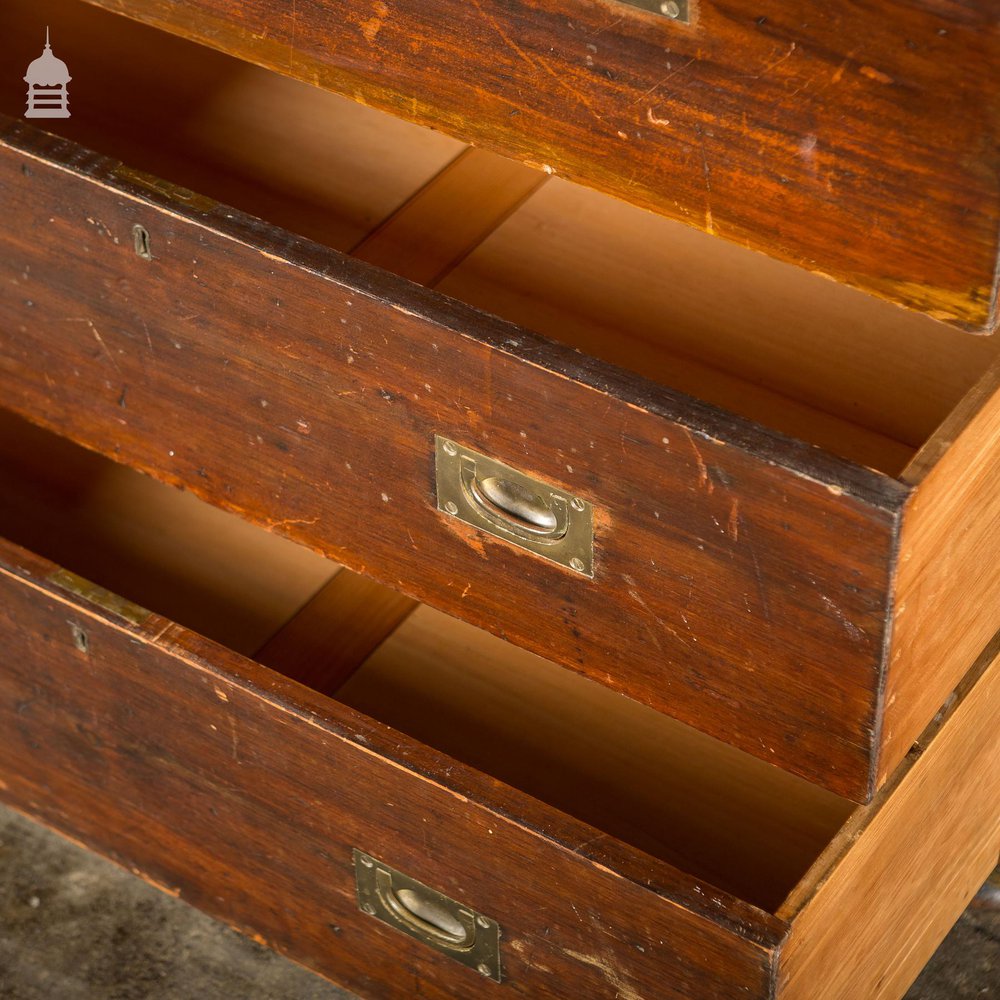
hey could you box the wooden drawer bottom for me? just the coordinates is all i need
[0,410,997,999]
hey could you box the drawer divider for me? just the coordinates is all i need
[254,570,417,694]
[350,147,546,287]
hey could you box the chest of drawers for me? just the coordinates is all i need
[0,0,997,996]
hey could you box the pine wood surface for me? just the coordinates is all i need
[776,636,1000,998]
[0,538,781,1000]
[884,357,1000,788]
[0,529,995,998]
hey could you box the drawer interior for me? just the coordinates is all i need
[4,0,999,479]
[0,406,854,914]
[0,0,465,253]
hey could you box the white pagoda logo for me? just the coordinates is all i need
[24,28,71,119]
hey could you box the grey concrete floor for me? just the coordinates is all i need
[0,804,996,999]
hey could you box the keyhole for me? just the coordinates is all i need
[132,223,152,260]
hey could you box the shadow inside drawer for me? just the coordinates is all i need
[0,405,853,913]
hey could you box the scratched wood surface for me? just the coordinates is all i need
[0,405,852,915]
[4,0,1000,802]
[0,538,781,1000]
[70,0,1000,332]
[0,534,996,997]
[0,119,905,800]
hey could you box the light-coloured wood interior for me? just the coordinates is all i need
[339,605,853,912]
[0,408,334,653]
[256,572,418,693]
[775,638,1000,998]
[6,0,1000,478]
[351,147,546,286]
[0,0,465,251]
[439,181,1000,472]
[0,407,854,912]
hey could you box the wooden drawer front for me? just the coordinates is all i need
[76,0,1000,333]
[0,120,902,801]
[0,519,996,1000]
[0,540,778,1000]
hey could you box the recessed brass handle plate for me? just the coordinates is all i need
[435,436,594,577]
[353,850,502,982]
[619,0,689,23]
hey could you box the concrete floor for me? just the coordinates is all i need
[0,804,996,999]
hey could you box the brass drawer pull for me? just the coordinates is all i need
[435,436,594,577]
[466,472,563,537]
[354,850,502,981]
[377,870,474,946]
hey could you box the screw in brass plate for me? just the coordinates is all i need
[477,964,492,977]
[660,0,681,16]
[569,557,585,573]
[442,440,458,457]
[444,500,459,515]
[570,497,586,511]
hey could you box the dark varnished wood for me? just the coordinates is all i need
[0,119,905,800]
[75,0,1000,333]
[0,536,997,999]
[0,538,781,999]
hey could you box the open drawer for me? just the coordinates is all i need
[73,0,1000,334]
[0,410,997,999]
[1,0,999,801]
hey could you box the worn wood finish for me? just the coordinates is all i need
[341,605,853,913]
[0,407,335,655]
[0,532,996,998]
[776,636,1000,999]
[441,178,1000,459]
[882,357,1000,786]
[255,570,418,693]
[0,0,465,253]
[77,0,1000,332]
[0,539,781,1000]
[0,119,905,799]
[10,0,980,477]
[0,411,849,914]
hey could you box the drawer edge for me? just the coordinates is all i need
[0,537,784,998]
[775,633,1000,999]
[77,0,1000,333]
[0,115,905,799]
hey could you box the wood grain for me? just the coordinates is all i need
[351,147,545,286]
[441,179,1000,459]
[255,571,418,693]
[0,117,905,799]
[776,636,1000,999]
[76,0,1000,332]
[12,0,987,476]
[0,0,465,252]
[0,538,781,999]
[0,534,996,997]
[341,605,853,912]
[882,359,1000,787]
[0,407,335,655]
